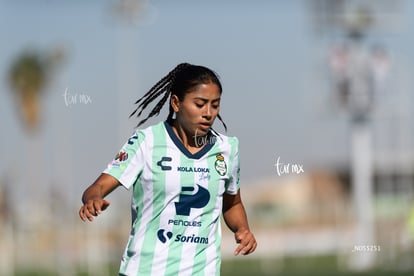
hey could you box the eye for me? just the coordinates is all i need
[212,101,220,109]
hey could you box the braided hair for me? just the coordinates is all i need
[130,63,227,131]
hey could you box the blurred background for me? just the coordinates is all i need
[1,0,414,275]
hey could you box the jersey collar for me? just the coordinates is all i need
[164,121,216,159]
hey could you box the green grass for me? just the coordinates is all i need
[12,255,414,276]
[221,255,414,276]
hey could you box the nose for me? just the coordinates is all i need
[203,105,212,119]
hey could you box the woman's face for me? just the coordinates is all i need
[172,82,221,138]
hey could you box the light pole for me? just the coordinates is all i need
[334,23,377,272]
[310,0,397,271]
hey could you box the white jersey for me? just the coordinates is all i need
[103,121,240,276]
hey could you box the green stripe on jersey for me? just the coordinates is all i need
[138,126,168,275]
[119,181,144,274]
[192,144,221,276]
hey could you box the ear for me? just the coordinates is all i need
[170,95,180,113]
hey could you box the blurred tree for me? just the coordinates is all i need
[7,47,64,132]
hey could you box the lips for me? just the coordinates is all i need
[199,123,211,130]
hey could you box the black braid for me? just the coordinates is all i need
[134,88,167,117]
[132,74,169,106]
[134,90,171,127]
[129,76,170,118]
[130,62,228,132]
[130,63,191,127]
[217,114,227,132]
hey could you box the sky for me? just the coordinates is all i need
[1,0,414,212]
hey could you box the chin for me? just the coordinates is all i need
[194,127,209,137]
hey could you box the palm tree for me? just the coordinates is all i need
[6,48,64,274]
[8,48,64,132]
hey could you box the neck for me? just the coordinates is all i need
[171,120,206,153]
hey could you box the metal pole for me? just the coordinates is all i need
[350,119,376,270]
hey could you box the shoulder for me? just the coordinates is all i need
[213,131,239,148]
[133,121,164,136]
[127,121,164,145]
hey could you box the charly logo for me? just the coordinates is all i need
[175,184,210,216]
[214,154,227,176]
[128,134,138,145]
[157,229,173,243]
[157,156,172,171]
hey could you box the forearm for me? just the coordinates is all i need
[82,183,104,203]
[79,173,120,221]
[222,191,257,255]
[222,191,251,233]
[82,173,120,203]
[223,201,250,233]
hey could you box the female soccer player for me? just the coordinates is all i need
[79,63,257,275]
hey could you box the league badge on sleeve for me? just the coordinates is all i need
[109,150,129,170]
[214,153,227,176]
[115,151,129,162]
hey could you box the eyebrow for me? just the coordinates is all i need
[194,97,221,102]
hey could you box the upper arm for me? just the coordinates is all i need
[222,190,241,213]
[225,137,240,194]
[103,131,145,189]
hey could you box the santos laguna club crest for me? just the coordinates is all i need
[214,154,227,176]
